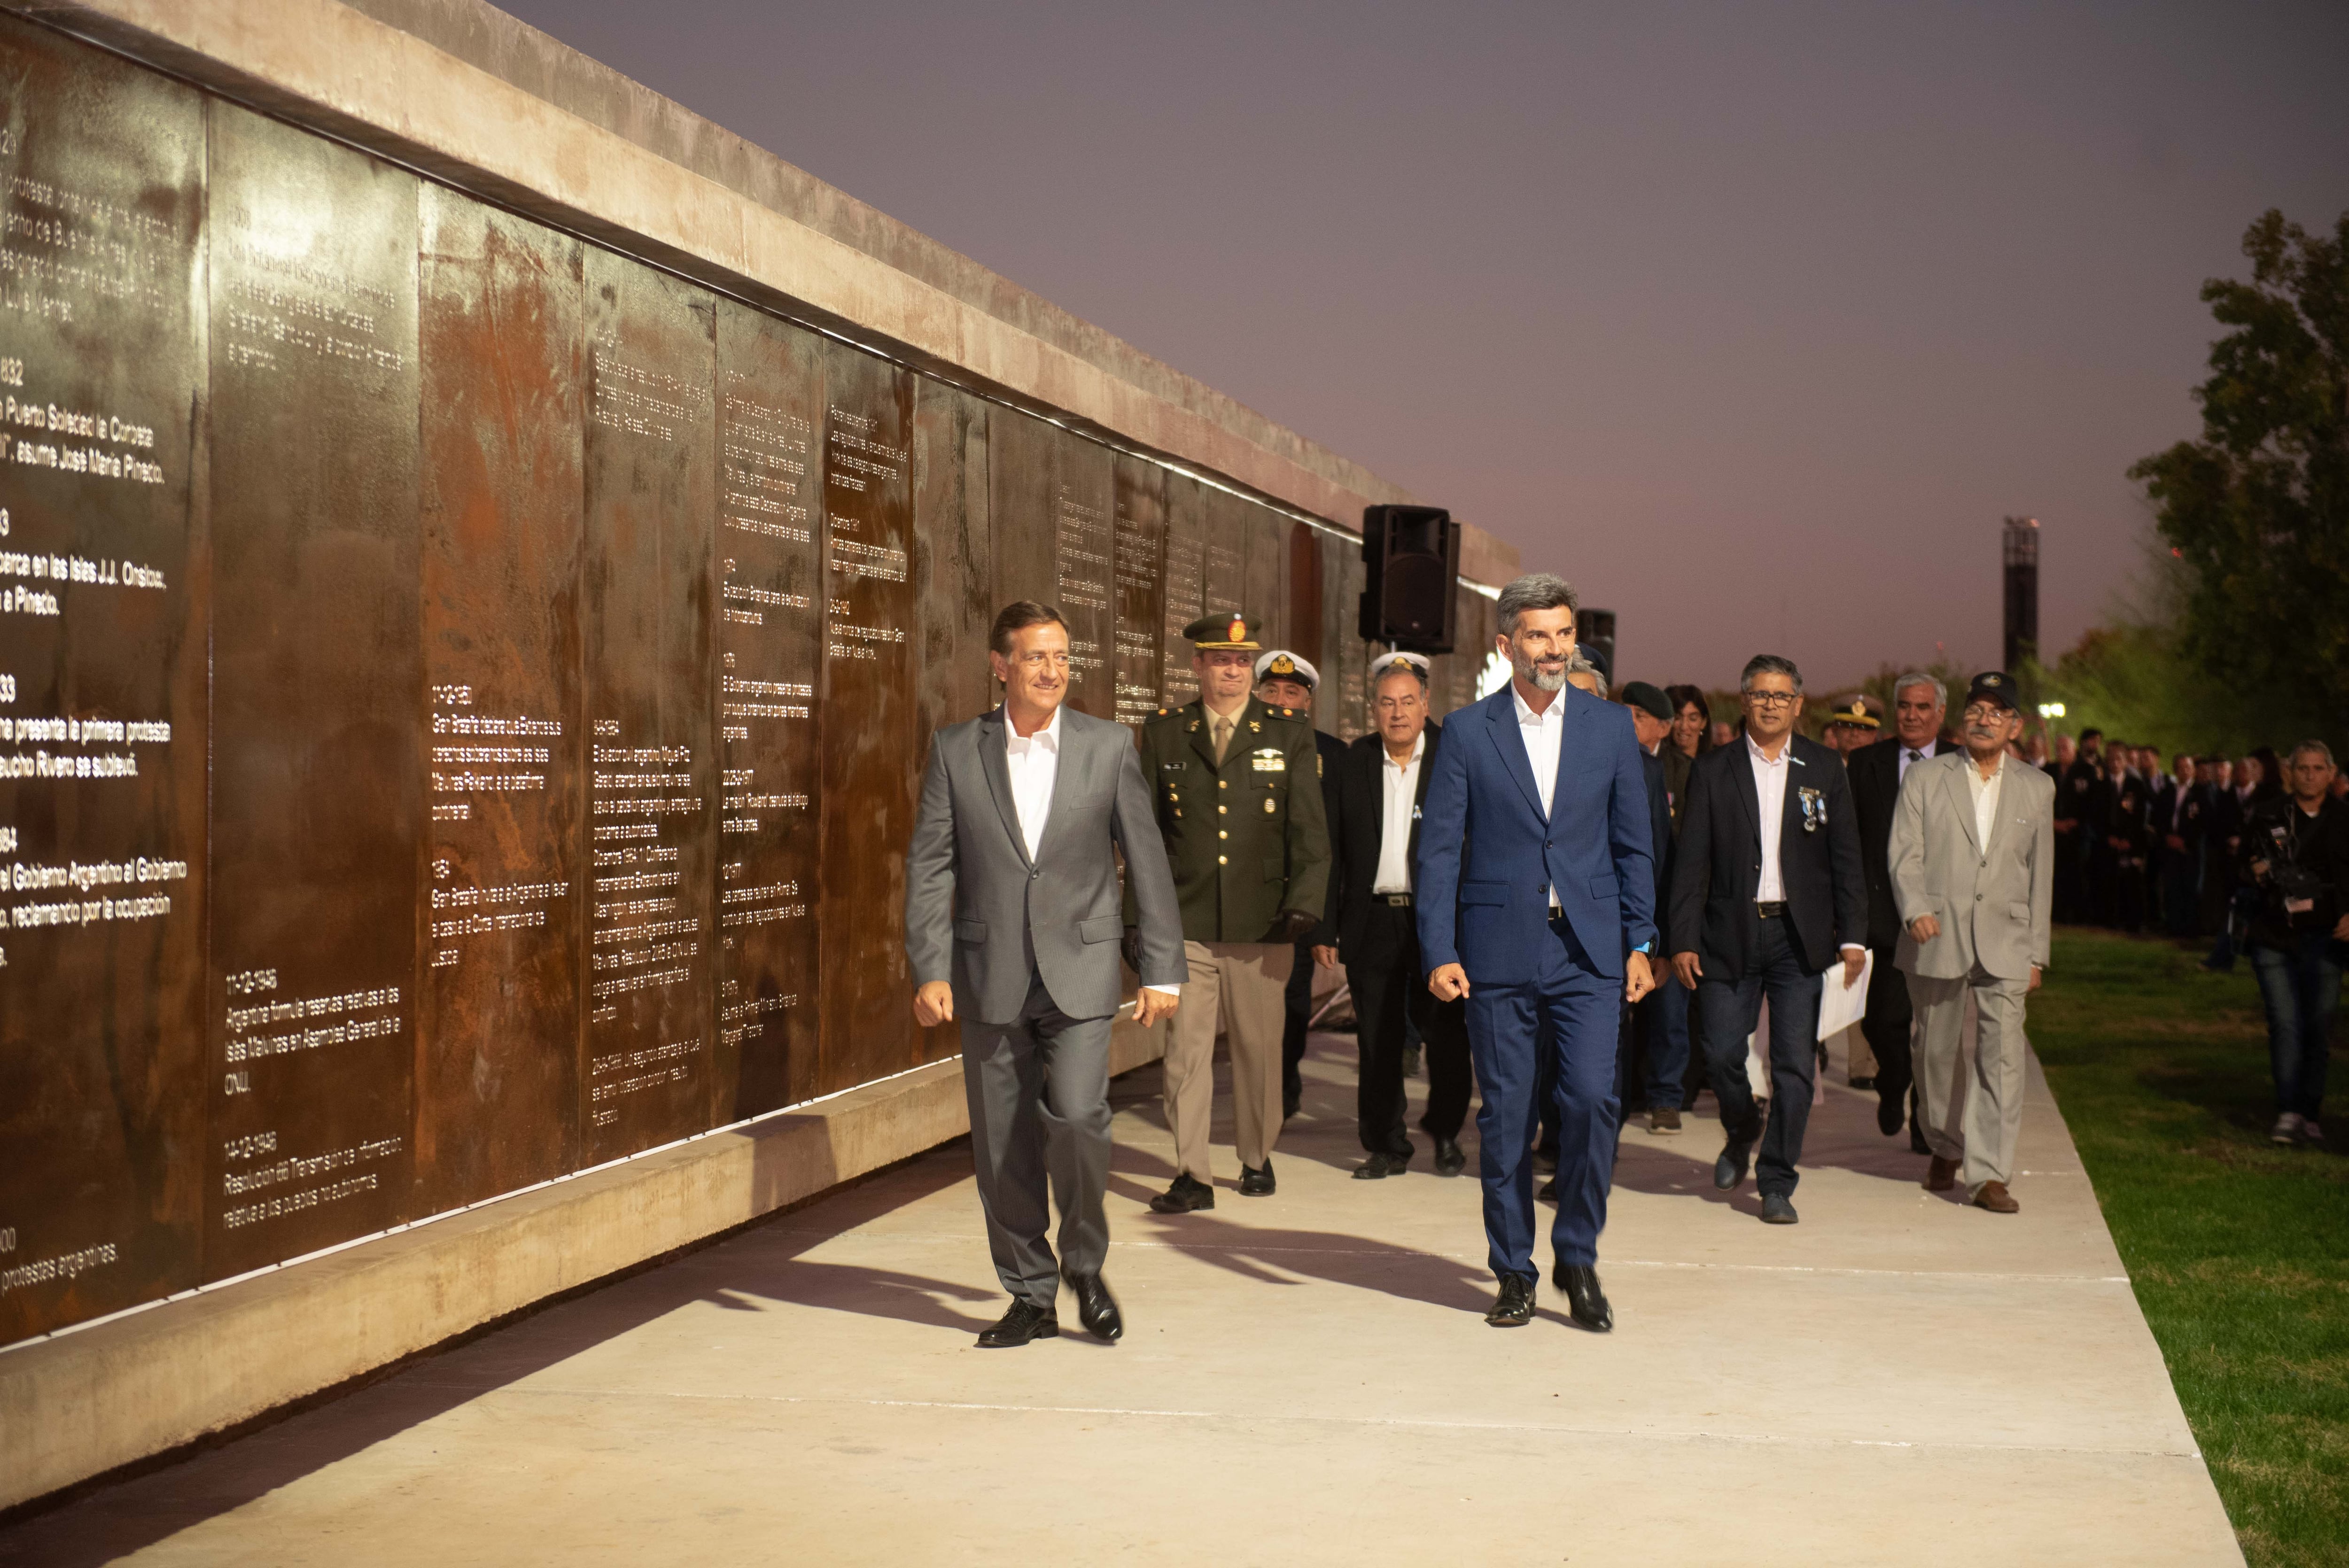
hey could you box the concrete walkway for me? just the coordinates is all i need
[0,1032,2240,1567]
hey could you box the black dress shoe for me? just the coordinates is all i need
[1062,1270,1123,1342]
[1485,1274,1536,1327]
[1149,1172,1215,1213]
[1849,1075,1875,1091]
[1432,1138,1467,1176]
[1536,1176,1558,1201]
[1283,1093,1301,1121]
[1552,1264,1613,1332]
[1877,1091,1906,1138]
[976,1298,1059,1348]
[1238,1162,1276,1196]
[1713,1140,1752,1192]
[1353,1152,1392,1180]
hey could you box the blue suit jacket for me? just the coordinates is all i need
[1416,684,1657,984]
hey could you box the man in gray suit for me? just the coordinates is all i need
[1889,670,2055,1215]
[905,601,1186,1347]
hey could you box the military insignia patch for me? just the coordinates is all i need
[1251,748,1286,772]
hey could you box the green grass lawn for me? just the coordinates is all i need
[2034,927,2349,1567]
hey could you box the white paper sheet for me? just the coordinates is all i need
[1815,947,1873,1040]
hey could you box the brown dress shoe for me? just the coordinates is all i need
[1972,1180,2019,1214]
[1925,1156,1958,1192]
[1649,1107,1683,1134]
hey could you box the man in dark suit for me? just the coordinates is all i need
[1256,650,1350,1122]
[1667,654,1867,1226]
[2154,752,2205,938]
[1312,652,1472,1178]
[1847,673,1959,1140]
[1419,574,1656,1331]
[904,602,1186,1347]
[1618,682,1685,1132]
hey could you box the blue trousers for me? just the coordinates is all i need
[2250,932,2341,1121]
[1696,917,1822,1199]
[1466,916,1618,1279]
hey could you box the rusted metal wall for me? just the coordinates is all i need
[0,11,1398,1345]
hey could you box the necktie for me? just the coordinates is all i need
[1213,714,1233,764]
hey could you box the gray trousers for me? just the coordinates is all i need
[962,973,1115,1308]
[1908,962,2030,1196]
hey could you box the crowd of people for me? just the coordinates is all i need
[902,577,2341,1348]
[1681,691,2349,1154]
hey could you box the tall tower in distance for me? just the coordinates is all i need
[2002,516,2040,672]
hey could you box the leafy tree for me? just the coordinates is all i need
[2130,209,2348,717]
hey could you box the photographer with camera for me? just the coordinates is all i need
[2239,740,2349,1147]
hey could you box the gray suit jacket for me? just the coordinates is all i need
[1889,752,2055,981]
[905,705,1186,1025]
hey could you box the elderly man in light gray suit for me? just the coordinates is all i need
[905,601,1186,1348]
[1889,670,2055,1214]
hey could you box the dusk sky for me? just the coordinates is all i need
[500,0,2348,689]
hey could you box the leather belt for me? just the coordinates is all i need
[1378,893,1414,908]
[1755,900,1787,918]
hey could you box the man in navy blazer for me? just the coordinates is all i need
[1418,573,1657,1332]
[1667,654,1868,1226]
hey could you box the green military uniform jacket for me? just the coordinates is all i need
[1127,697,1331,944]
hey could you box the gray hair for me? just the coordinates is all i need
[1739,653,1803,695]
[1892,672,1946,708]
[1564,653,1608,701]
[2288,738,2336,768]
[1496,572,1579,636]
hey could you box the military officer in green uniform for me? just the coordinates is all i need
[1130,612,1331,1210]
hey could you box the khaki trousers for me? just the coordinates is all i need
[1164,940,1292,1181]
[1909,962,2031,1196]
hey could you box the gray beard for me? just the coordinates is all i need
[1522,663,1567,692]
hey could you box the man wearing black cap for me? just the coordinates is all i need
[1131,614,1330,1211]
[1888,671,2055,1214]
[1255,649,1349,1123]
[1618,682,1685,1132]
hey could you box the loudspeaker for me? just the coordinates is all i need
[1358,504,1458,652]
[1577,609,1616,683]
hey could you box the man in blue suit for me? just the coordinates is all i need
[1418,573,1657,1331]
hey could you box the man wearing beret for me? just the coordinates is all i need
[1131,614,1331,1210]
[1888,671,2055,1214]
[1255,649,1350,1123]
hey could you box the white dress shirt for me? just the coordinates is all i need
[1003,704,1062,862]
[1372,733,1425,893]
[1513,685,1565,910]
[1965,751,2006,848]
[1748,731,1792,902]
[1005,705,1175,995]
[1512,684,1564,816]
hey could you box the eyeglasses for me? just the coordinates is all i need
[1742,691,1801,709]
[1960,704,2009,723]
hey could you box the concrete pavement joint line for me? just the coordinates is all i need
[753,1229,2132,1284]
[395,1382,2203,1461]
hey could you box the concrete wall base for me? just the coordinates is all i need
[0,1020,1166,1514]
